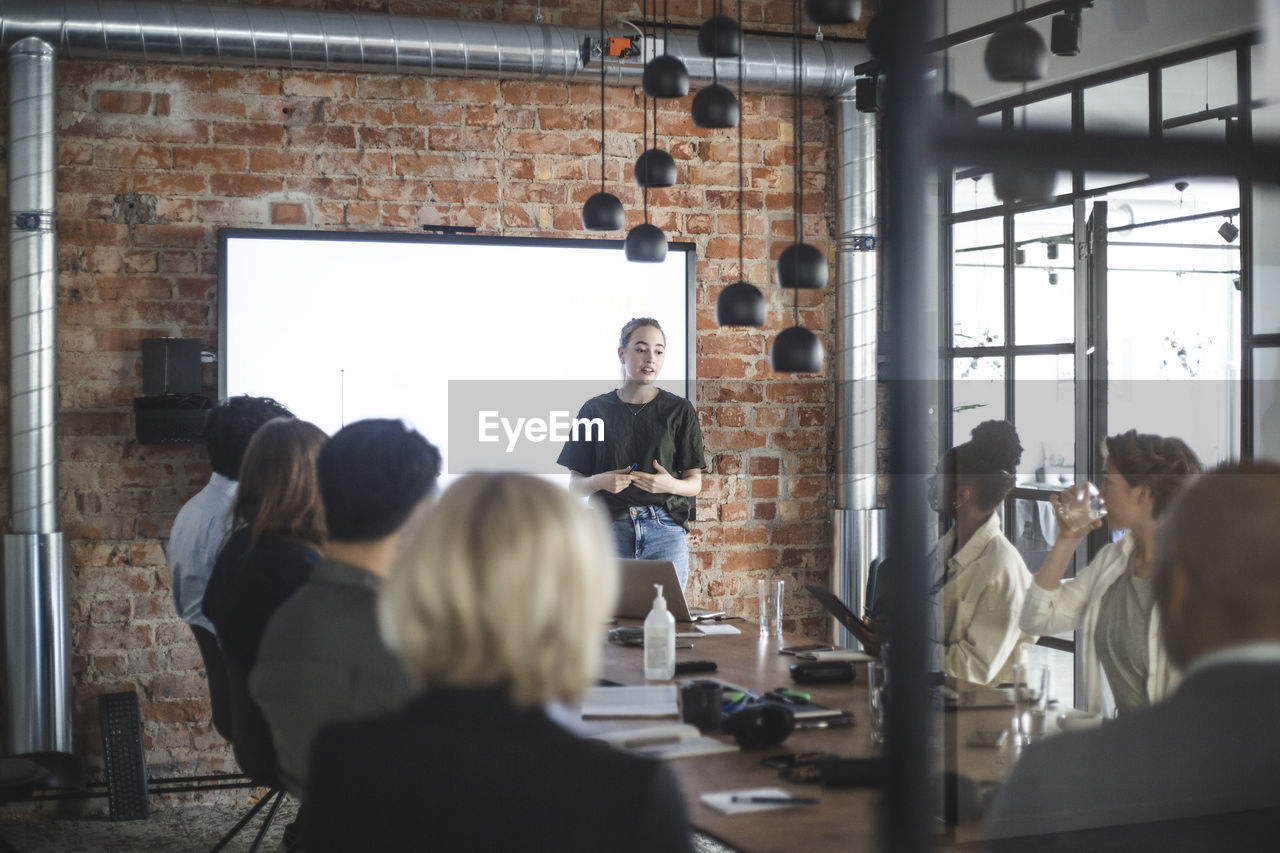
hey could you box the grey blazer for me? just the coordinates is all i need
[250,558,413,795]
[985,661,1280,849]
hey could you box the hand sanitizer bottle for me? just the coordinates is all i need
[644,583,676,680]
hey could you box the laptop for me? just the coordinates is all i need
[614,559,725,623]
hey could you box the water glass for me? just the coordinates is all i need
[1058,481,1107,529]
[867,659,888,746]
[758,579,784,638]
[1011,662,1050,746]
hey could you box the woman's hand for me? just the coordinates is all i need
[629,460,678,494]
[592,467,636,494]
[1050,487,1105,540]
[852,614,883,659]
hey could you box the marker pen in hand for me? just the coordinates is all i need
[627,463,638,472]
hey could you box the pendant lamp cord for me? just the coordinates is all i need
[736,0,744,275]
[641,0,650,222]
[711,0,720,85]
[792,0,802,325]
[598,0,606,193]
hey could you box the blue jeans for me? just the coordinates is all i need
[612,506,690,588]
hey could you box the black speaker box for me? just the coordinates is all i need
[142,337,202,395]
[855,76,879,113]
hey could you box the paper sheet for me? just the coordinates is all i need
[694,623,742,636]
[581,684,679,717]
[700,787,811,814]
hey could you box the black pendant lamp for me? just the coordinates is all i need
[692,0,740,129]
[643,0,688,98]
[804,0,861,25]
[635,0,677,188]
[775,1,826,290]
[626,34,668,264]
[988,1,1053,203]
[698,6,741,58]
[770,0,824,374]
[983,1,1048,82]
[582,0,624,230]
[770,324,824,373]
[716,12,765,328]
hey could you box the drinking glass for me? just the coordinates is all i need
[1011,662,1050,746]
[758,579,784,638]
[867,658,888,746]
[1058,481,1106,529]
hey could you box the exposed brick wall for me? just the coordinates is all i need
[0,0,870,784]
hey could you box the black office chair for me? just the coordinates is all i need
[191,626,286,853]
[215,656,287,853]
[190,625,233,743]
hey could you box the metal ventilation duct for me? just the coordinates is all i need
[0,0,866,95]
[830,99,880,645]
[6,35,71,756]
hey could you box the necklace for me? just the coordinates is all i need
[620,389,657,416]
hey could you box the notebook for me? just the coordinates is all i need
[614,559,725,623]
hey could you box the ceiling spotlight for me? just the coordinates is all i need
[1048,270,1059,286]
[1050,9,1082,57]
[1218,218,1239,243]
[1014,247,1027,266]
[984,21,1048,82]
[1046,240,1059,260]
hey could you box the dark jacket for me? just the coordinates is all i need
[302,687,696,853]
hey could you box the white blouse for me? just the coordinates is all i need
[1020,534,1177,715]
[938,513,1037,686]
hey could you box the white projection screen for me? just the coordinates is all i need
[218,229,696,481]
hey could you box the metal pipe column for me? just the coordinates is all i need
[831,100,881,648]
[879,0,936,849]
[5,35,71,756]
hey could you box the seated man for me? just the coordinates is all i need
[250,418,441,796]
[168,395,291,635]
[985,461,1280,849]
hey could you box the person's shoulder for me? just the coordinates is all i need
[655,388,698,416]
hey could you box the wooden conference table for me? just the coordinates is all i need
[600,623,1020,852]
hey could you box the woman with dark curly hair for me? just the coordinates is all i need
[1021,430,1202,716]
[933,420,1037,686]
[854,420,1034,686]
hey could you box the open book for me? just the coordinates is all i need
[591,723,739,760]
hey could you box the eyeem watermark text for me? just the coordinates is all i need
[478,410,604,453]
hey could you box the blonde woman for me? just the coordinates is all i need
[301,473,695,853]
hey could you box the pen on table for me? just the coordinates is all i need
[729,796,820,805]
